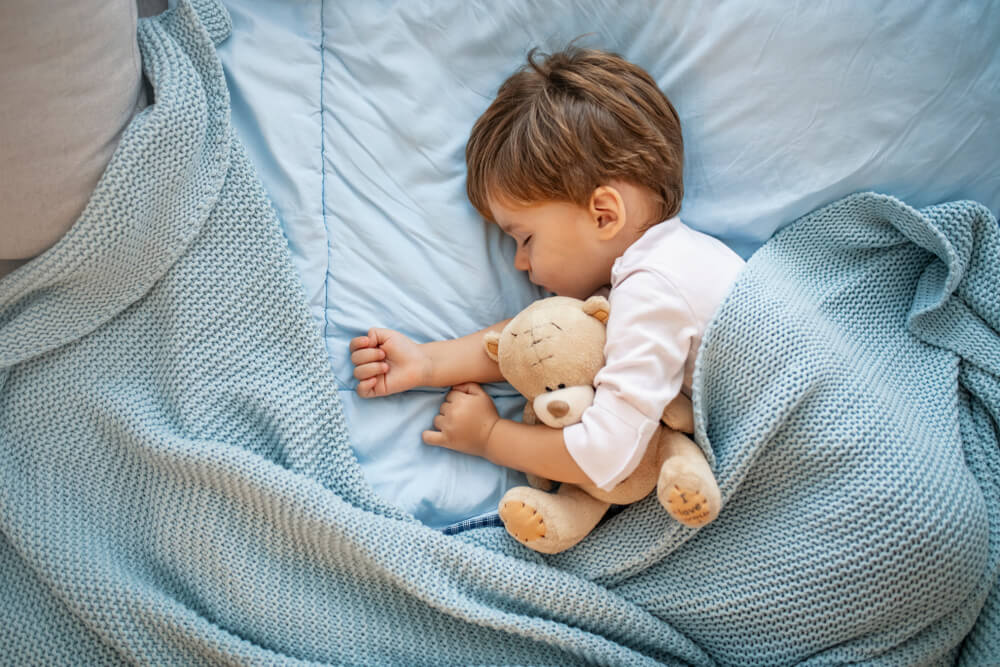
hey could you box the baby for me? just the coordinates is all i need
[350,47,745,510]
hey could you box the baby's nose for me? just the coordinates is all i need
[514,248,530,272]
[546,401,569,418]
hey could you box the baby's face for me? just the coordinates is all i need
[489,197,614,300]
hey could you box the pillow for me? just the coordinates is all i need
[0,0,146,265]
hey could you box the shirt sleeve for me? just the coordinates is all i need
[563,269,698,491]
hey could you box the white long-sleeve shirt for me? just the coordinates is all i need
[563,217,746,491]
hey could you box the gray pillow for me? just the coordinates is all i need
[0,0,147,273]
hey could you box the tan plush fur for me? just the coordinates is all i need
[485,296,720,554]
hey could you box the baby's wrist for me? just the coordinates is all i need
[482,417,506,463]
[417,343,439,388]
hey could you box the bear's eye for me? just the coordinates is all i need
[558,383,566,389]
[544,386,553,392]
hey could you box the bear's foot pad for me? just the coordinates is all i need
[664,485,714,527]
[499,500,546,542]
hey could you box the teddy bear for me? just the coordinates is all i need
[484,295,721,554]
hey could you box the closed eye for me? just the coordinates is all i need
[522,235,532,246]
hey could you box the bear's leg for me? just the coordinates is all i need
[656,430,721,527]
[498,485,610,554]
[661,393,694,434]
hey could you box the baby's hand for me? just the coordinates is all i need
[422,383,499,459]
[350,328,430,398]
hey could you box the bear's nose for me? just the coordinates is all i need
[547,401,569,418]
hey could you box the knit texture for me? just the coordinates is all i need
[684,193,999,665]
[0,1,997,664]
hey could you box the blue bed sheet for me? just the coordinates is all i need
[217,1,1000,528]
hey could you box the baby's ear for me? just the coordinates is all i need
[484,331,501,362]
[582,296,610,323]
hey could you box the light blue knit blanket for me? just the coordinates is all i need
[1,2,997,665]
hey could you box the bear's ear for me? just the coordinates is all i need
[484,331,501,362]
[582,295,610,323]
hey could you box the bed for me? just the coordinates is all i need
[1,0,998,664]
[216,0,1000,529]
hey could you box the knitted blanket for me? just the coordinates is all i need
[0,2,996,664]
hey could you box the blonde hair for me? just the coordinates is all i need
[466,47,684,223]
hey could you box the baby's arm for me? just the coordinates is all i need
[486,417,592,485]
[423,383,591,485]
[350,319,510,397]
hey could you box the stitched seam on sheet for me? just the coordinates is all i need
[320,0,330,342]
